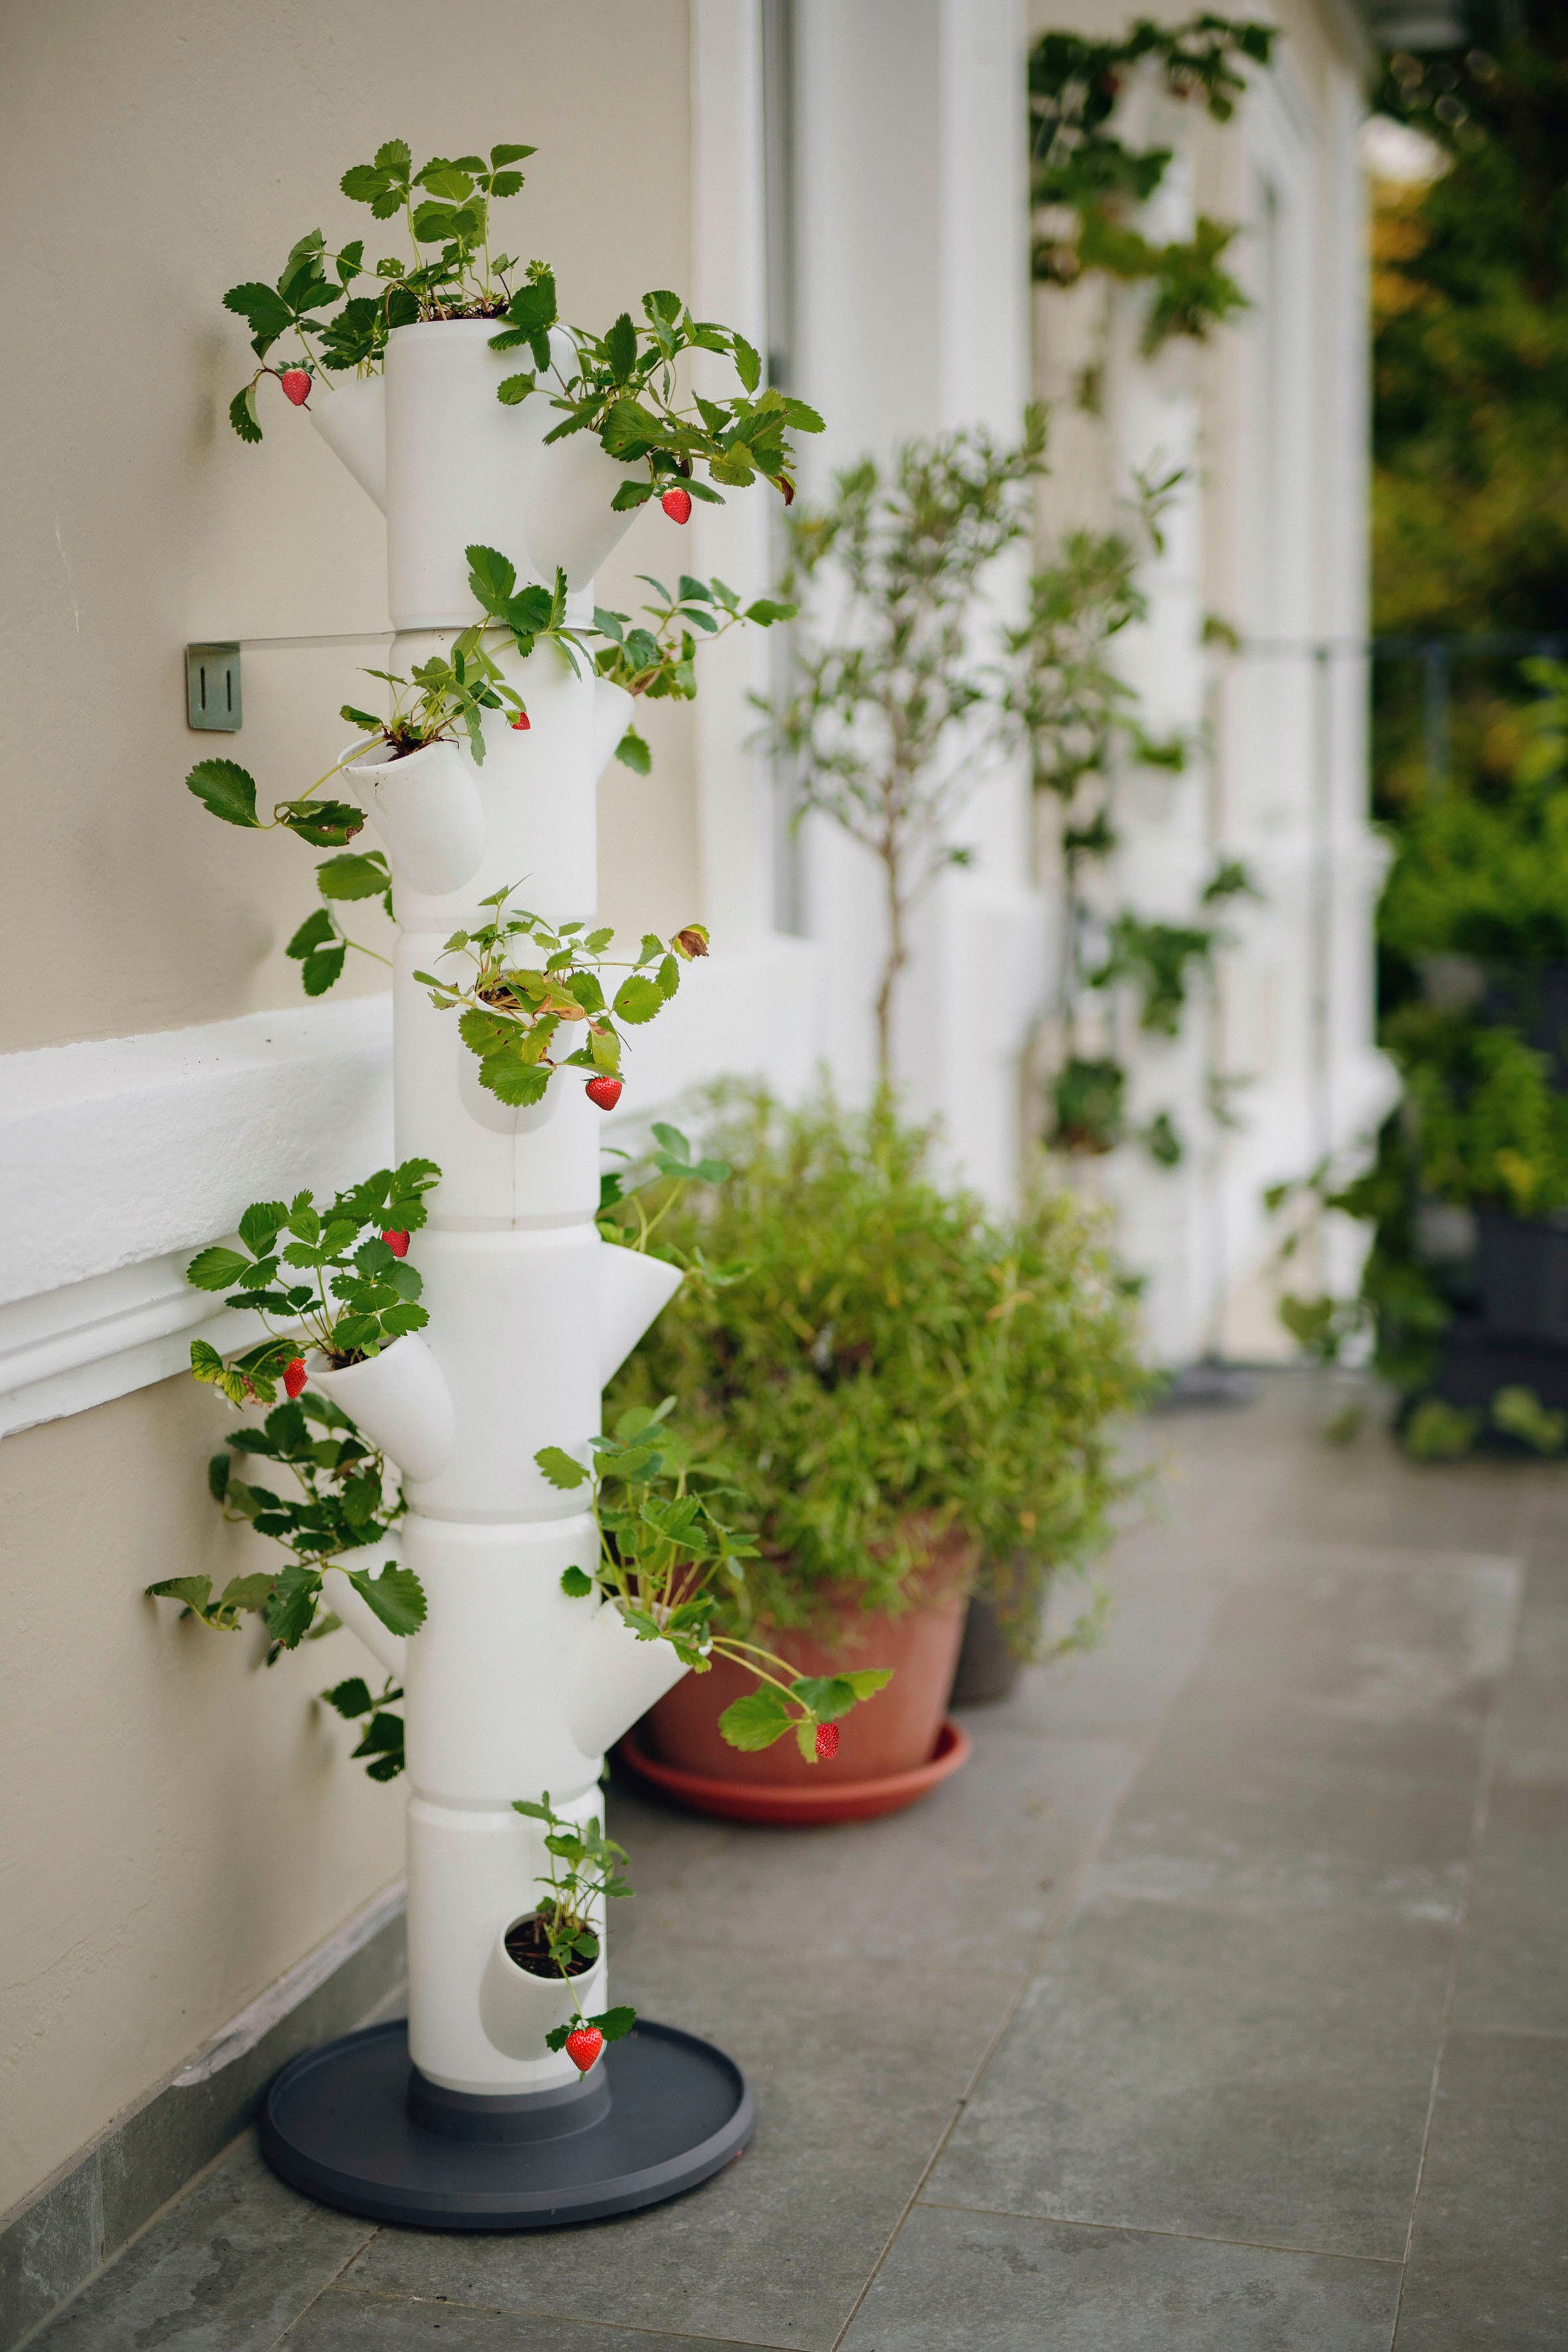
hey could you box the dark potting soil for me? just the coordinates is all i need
[503,1912,594,1980]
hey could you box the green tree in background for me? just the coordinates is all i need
[1372,11,1568,645]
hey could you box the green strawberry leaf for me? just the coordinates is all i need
[717,1686,794,1751]
[187,759,260,828]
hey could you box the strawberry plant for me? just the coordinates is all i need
[507,1794,637,2063]
[222,137,823,522]
[321,1674,408,1781]
[147,1383,424,1781]
[538,1403,890,1761]
[489,274,823,514]
[593,572,794,775]
[181,552,782,1001]
[225,141,538,439]
[597,1122,732,1255]
[412,892,709,1109]
[184,1158,439,1403]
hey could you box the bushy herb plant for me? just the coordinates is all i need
[538,1401,890,1759]
[185,1158,439,1401]
[610,1089,1147,1644]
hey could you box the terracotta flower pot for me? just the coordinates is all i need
[639,1528,977,1809]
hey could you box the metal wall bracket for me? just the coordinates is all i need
[186,643,242,732]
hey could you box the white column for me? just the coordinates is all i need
[690,0,777,947]
[791,0,1041,1203]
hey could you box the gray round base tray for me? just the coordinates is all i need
[260,2017,753,2230]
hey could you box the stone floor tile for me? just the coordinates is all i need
[1395,2027,1568,2349]
[343,1948,1010,2352]
[840,2205,1401,2352]
[613,1729,1144,1974]
[927,1893,1452,2261]
[29,2141,370,2352]
[992,1591,1221,1741]
[282,2285,775,2350]
[1491,1581,1568,1780]
[1186,1546,1519,1729]
[1089,1686,1484,1921]
[1453,1768,1568,2034]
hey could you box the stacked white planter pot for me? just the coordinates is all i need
[260,324,754,2227]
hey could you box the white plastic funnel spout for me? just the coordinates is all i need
[321,1555,408,1679]
[307,1334,457,1484]
[567,1602,691,1759]
[599,1245,683,1387]
[307,373,388,510]
[591,679,635,781]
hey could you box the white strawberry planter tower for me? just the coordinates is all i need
[258,323,754,2227]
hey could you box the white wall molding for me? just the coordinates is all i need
[0,996,396,1310]
[0,941,823,1443]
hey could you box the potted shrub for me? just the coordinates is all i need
[608,1088,1146,1820]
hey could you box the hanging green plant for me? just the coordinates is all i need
[1028,15,1275,351]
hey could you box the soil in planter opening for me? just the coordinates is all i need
[503,1911,595,1980]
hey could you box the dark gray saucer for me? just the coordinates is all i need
[260,2017,753,2229]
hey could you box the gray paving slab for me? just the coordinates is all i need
[283,2288,775,2350]
[342,1944,1017,2352]
[842,2203,1401,2352]
[926,1891,1453,2260]
[1395,2027,1568,2349]
[1453,1768,1568,2034]
[1182,1543,1519,1728]
[27,2140,370,2352]
[989,1589,1223,1740]
[612,1725,1144,1974]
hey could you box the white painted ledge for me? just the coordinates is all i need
[0,995,395,1308]
[0,937,822,1442]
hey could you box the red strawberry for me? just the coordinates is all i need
[661,486,693,525]
[564,2025,604,2074]
[283,1358,308,1400]
[815,1721,840,1761]
[510,708,531,731]
[586,1075,623,1111]
[279,368,311,407]
[381,1229,410,1257]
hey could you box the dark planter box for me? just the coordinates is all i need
[949,1594,1027,1707]
[1482,965,1568,1089]
[1429,1314,1568,1413]
[1474,1210,1568,1344]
